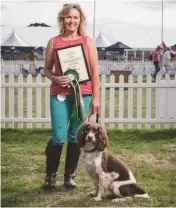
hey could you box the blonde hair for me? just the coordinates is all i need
[57,4,86,36]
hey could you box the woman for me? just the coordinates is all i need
[152,45,162,78]
[43,4,99,189]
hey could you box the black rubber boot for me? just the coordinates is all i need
[64,143,80,189]
[43,140,63,189]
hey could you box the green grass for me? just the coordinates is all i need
[1,128,176,207]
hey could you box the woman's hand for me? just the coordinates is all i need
[53,75,71,87]
[90,97,100,115]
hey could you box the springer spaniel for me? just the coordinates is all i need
[77,122,149,202]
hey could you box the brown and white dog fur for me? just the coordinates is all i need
[77,122,149,202]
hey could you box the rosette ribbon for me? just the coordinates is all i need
[64,69,87,121]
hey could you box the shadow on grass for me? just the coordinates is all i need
[2,184,118,207]
[1,185,150,207]
[2,128,176,138]
[1,128,51,135]
[107,129,176,142]
[54,194,156,207]
[1,185,77,207]
[1,128,51,143]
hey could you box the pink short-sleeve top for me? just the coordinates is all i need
[50,35,93,96]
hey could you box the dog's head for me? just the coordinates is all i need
[77,122,108,152]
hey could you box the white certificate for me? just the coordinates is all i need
[55,44,91,82]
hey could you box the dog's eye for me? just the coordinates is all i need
[93,129,99,135]
[92,127,100,134]
[92,127,97,131]
[94,131,100,135]
[85,126,91,132]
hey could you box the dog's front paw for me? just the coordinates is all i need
[112,197,132,203]
[92,196,102,201]
[92,197,102,201]
[88,190,97,197]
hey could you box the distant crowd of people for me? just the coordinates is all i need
[149,45,176,78]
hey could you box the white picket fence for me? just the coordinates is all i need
[101,74,176,129]
[1,59,176,76]
[98,60,156,75]
[0,60,159,76]
[1,73,176,129]
[0,60,45,76]
[1,60,176,79]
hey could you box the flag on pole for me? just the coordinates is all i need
[161,41,167,49]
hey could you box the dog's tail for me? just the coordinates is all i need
[119,183,149,198]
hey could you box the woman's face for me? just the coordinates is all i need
[63,8,80,33]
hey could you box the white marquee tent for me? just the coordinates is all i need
[1,29,31,47]
[1,25,175,48]
[1,27,58,47]
[95,31,110,48]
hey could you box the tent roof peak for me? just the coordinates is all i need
[1,30,31,47]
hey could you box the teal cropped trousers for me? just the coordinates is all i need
[50,95,92,145]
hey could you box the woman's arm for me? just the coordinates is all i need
[44,38,70,87]
[44,38,55,80]
[87,36,100,114]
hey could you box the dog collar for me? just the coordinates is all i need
[83,148,97,153]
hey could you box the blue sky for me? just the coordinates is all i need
[1,0,176,47]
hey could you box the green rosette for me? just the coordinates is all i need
[64,69,87,121]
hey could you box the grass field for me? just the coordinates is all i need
[1,128,176,207]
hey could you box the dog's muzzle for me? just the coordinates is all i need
[85,133,95,143]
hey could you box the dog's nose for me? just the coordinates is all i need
[87,135,93,142]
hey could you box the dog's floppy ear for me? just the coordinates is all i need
[76,123,86,147]
[96,125,108,151]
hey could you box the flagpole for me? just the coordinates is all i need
[93,0,96,39]
[161,0,163,44]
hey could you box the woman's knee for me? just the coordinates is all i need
[67,120,86,143]
[51,129,67,145]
